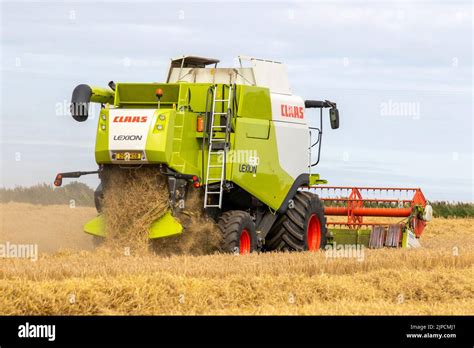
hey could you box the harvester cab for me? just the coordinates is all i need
[55,55,431,254]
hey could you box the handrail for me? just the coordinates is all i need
[309,108,323,167]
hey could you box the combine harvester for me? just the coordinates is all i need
[55,56,432,253]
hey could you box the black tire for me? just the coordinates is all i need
[218,210,257,254]
[266,191,327,252]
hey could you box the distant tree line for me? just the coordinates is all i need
[429,201,474,218]
[0,182,94,207]
[0,183,473,218]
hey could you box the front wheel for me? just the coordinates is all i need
[218,210,257,254]
[266,191,327,252]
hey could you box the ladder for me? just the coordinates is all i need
[204,84,233,209]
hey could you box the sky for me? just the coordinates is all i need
[1,0,472,201]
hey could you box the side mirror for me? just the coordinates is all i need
[329,107,339,129]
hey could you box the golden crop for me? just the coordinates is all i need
[0,202,473,315]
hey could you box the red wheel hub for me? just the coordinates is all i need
[307,214,321,251]
[240,229,251,254]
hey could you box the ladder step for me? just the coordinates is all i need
[212,125,227,129]
[205,205,221,208]
[211,144,226,150]
[214,99,229,102]
[213,112,227,115]
[206,192,221,195]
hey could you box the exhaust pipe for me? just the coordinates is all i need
[70,84,115,122]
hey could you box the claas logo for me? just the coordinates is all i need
[281,104,304,119]
[113,116,148,123]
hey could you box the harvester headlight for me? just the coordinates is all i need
[156,124,163,130]
[101,124,106,130]
[101,114,106,120]
[159,114,166,121]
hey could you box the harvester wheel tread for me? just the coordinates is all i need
[282,233,303,250]
[282,220,304,241]
[218,210,257,254]
[286,207,306,231]
[266,191,327,252]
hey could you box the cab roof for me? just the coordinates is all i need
[170,56,220,68]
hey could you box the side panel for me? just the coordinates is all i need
[184,84,213,113]
[245,118,270,139]
[231,118,294,210]
[168,110,201,175]
[236,85,272,120]
[273,122,310,179]
[145,109,175,164]
[270,93,306,124]
[270,93,310,179]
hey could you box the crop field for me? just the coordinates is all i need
[0,202,473,315]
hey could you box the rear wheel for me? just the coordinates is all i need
[266,191,327,252]
[218,210,257,254]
